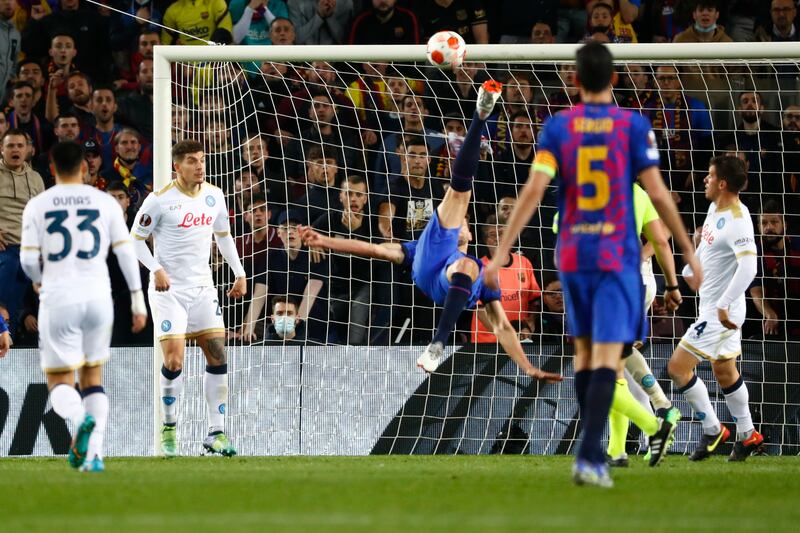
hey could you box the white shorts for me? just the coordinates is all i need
[678,307,744,361]
[149,285,225,340]
[39,297,113,373]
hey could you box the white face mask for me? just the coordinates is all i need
[274,315,296,336]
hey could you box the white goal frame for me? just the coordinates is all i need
[151,41,800,454]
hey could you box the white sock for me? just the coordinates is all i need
[83,389,109,460]
[204,365,228,434]
[626,348,671,410]
[160,366,184,425]
[723,377,755,440]
[680,375,721,435]
[50,384,86,429]
[624,368,654,415]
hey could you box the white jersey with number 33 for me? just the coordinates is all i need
[131,181,231,289]
[21,184,132,305]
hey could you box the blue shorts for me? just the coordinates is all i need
[411,213,485,308]
[560,271,647,343]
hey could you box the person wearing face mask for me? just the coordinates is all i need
[264,296,306,342]
[673,0,732,43]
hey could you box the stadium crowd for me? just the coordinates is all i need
[0,0,798,348]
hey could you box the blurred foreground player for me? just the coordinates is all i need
[131,140,247,457]
[485,42,701,487]
[20,141,148,472]
[299,81,561,383]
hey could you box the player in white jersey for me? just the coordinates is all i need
[19,141,148,472]
[131,139,247,457]
[667,155,763,462]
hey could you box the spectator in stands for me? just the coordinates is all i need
[17,61,46,118]
[312,173,377,344]
[639,0,695,43]
[548,63,580,114]
[557,0,589,43]
[348,0,420,45]
[530,20,556,44]
[230,0,288,44]
[117,59,154,140]
[497,111,535,187]
[538,272,565,343]
[722,91,782,196]
[377,137,443,241]
[583,2,621,43]
[117,30,160,93]
[471,215,540,343]
[24,1,112,83]
[38,32,77,104]
[673,0,733,43]
[83,139,107,190]
[109,2,163,58]
[491,71,535,149]
[0,111,7,138]
[263,296,307,342]
[102,128,151,208]
[487,1,557,44]
[0,0,20,104]
[47,71,94,130]
[90,87,122,171]
[204,115,241,180]
[289,0,353,45]
[161,0,233,45]
[750,199,800,340]
[781,105,800,195]
[298,144,341,224]
[237,193,280,279]
[7,81,52,157]
[417,0,489,44]
[240,135,287,221]
[269,16,297,44]
[0,129,45,334]
[616,63,653,110]
[587,0,639,42]
[756,0,799,42]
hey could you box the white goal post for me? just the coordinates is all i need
[151,42,800,456]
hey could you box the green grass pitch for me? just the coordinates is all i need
[1,455,798,532]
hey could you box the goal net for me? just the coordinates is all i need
[154,43,800,457]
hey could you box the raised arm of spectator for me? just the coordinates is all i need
[297,279,323,322]
[619,0,641,24]
[241,282,268,342]
[749,285,780,336]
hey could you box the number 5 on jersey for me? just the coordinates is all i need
[577,146,610,211]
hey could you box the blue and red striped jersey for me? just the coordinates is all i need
[533,102,660,273]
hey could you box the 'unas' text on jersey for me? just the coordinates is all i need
[21,184,131,304]
[534,103,661,273]
[131,181,232,289]
[693,201,757,314]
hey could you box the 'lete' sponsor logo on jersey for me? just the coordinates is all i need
[177,212,214,228]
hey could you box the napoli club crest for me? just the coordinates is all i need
[161,320,172,332]
[205,195,216,207]
[717,218,726,229]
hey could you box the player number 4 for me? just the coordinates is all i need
[694,321,707,337]
[577,146,610,211]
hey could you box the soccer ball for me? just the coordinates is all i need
[426,31,466,69]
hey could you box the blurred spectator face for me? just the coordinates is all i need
[531,22,554,44]
[455,62,484,84]
[654,66,681,102]
[92,88,117,123]
[772,0,797,32]
[444,118,466,137]
[339,177,368,214]
[18,62,44,90]
[11,85,34,115]
[558,64,576,91]
[55,116,80,141]
[243,136,268,167]
[693,5,719,30]
[270,18,296,45]
[402,144,430,177]
[86,152,102,176]
[0,0,14,19]
[783,105,800,131]
[206,119,229,150]
[311,95,335,124]
[260,61,288,78]
[138,32,160,59]
[108,188,130,212]
[249,200,269,230]
[402,95,426,126]
[373,0,395,15]
[482,224,505,256]
[739,92,764,124]
[2,134,27,170]
[278,222,302,250]
[510,116,534,145]
[386,75,409,104]
[61,0,79,10]
[723,150,750,172]
[497,196,516,223]
[542,280,564,313]
[271,300,299,337]
[589,4,613,29]
[237,170,262,194]
[759,212,785,246]
[138,59,154,94]
[307,61,336,85]
[307,157,338,186]
[504,75,533,107]
[116,132,141,162]
[50,35,77,68]
[67,74,91,106]
[0,111,7,138]
[626,64,648,91]
[172,106,189,136]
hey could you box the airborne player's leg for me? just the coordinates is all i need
[416,80,502,372]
